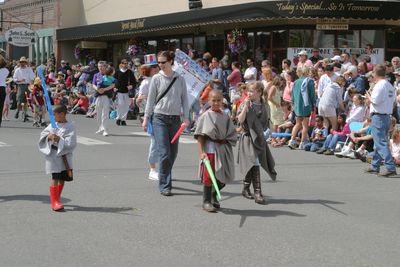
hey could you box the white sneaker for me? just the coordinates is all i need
[347,152,357,159]
[335,147,350,158]
[103,131,109,136]
[342,148,354,158]
[288,140,297,149]
[95,129,103,134]
[148,169,159,181]
[298,142,305,150]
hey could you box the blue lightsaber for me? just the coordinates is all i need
[38,68,57,129]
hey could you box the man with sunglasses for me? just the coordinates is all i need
[244,58,257,84]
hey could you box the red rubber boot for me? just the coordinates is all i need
[49,186,64,211]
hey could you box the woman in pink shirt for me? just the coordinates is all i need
[227,61,242,86]
[227,61,242,101]
[282,70,296,104]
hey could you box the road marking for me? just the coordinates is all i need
[0,141,11,147]
[130,132,196,144]
[77,136,111,146]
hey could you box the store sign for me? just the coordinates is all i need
[121,19,145,31]
[173,49,211,107]
[5,27,36,47]
[287,47,385,66]
[275,1,382,16]
[316,24,349,30]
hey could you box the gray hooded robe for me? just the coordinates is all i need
[194,109,237,184]
[237,102,277,180]
[38,122,77,174]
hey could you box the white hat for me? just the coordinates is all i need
[331,55,342,61]
[144,54,157,66]
[298,50,308,56]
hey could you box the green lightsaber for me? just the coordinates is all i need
[203,159,221,200]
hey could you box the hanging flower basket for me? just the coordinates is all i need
[227,29,247,55]
[126,37,147,57]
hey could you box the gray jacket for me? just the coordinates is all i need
[145,71,189,120]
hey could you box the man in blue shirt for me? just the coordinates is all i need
[211,57,224,92]
[344,65,366,94]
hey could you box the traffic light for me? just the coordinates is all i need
[189,0,202,10]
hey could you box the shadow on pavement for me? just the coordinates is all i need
[219,208,306,227]
[0,194,70,204]
[63,205,136,215]
[269,198,347,215]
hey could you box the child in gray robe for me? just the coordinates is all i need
[39,104,77,211]
[195,90,237,212]
[237,81,277,204]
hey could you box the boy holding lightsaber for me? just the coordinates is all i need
[195,90,237,212]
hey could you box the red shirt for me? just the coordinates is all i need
[32,85,45,106]
[227,69,242,87]
[78,96,89,111]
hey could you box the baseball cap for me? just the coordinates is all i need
[331,55,342,61]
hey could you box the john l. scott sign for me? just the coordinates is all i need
[5,27,36,47]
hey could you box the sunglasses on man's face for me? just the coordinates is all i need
[158,61,168,65]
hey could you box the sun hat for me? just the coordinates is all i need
[133,58,142,66]
[19,56,28,62]
[298,50,308,56]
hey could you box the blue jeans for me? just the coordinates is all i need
[148,136,158,165]
[371,114,396,172]
[323,134,347,150]
[153,114,181,192]
[304,141,324,152]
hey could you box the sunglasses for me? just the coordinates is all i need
[158,61,168,65]
[121,62,128,64]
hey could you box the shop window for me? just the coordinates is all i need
[256,32,270,62]
[147,40,157,53]
[246,32,255,59]
[169,39,180,51]
[193,36,206,54]
[272,30,288,48]
[289,30,312,47]
[361,30,384,48]
[314,31,335,48]
[337,30,359,48]
[181,37,193,53]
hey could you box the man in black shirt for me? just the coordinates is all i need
[114,59,137,126]
[310,48,323,65]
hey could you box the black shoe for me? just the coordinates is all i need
[14,111,19,119]
[116,119,121,126]
[160,190,172,196]
[23,116,28,122]
[121,121,127,126]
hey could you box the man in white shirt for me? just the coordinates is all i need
[13,56,35,121]
[365,44,377,65]
[365,64,396,176]
[340,52,353,73]
[243,58,257,84]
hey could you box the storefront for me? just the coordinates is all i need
[56,0,400,68]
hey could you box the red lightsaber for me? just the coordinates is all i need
[170,122,187,144]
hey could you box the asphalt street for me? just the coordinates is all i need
[1,114,400,267]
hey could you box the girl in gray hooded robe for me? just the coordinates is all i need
[237,81,277,204]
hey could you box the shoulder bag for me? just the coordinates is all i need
[147,77,177,136]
